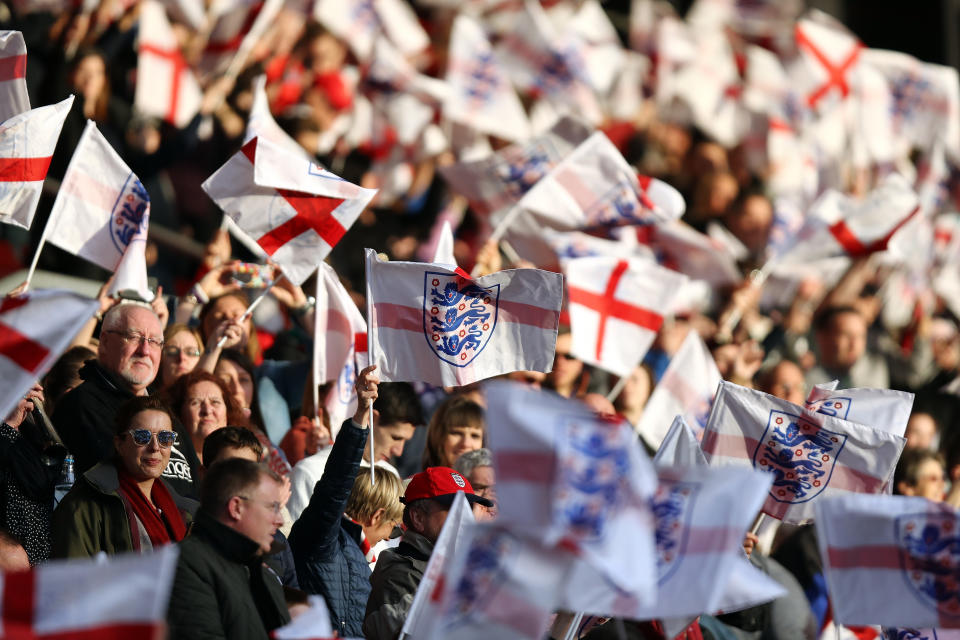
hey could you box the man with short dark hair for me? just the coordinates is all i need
[167,459,290,640]
[363,466,493,640]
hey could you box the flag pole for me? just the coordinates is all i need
[213,272,284,350]
[470,206,525,276]
[717,261,776,342]
[364,250,377,486]
[605,373,630,404]
[562,613,585,640]
[750,512,766,536]
[312,267,322,426]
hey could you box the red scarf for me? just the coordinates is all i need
[117,469,187,549]
[345,515,376,563]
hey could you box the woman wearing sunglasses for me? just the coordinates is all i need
[50,396,196,558]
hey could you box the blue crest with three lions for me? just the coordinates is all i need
[808,396,852,420]
[895,512,960,620]
[652,480,699,585]
[423,272,499,367]
[752,410,847,503]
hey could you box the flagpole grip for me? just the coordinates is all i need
[214,274,284,350]
[368,403,376,486]
[561,612,585,640]
[750,512,766,536]
[605,374,630,404]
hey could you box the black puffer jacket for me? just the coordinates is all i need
[288,419,369,637]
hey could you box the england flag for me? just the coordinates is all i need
[365,249,563,387]
[0,31,29,123]
[653,416,708,468]
[806,382,914,437]
[702,381,906,524]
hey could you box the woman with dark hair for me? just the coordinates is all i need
[199,291,260,365]
[421,396,485,470]
[50,396,195,558]
[164,370,246,465]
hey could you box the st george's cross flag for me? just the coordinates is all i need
[444,14,530,142]
[0,545,178,637]
[203,136,376,285]
[484,381,658,601]
[638,329,721,448]
[806,382,914,438]
[816,493,960,629]
[0,31,29,123]
[565,256,687,377]
[0,290,99,422]
[776,173,920,265]
[702,381,906,524]
[0,95,73,229]
[792,12,863,113]
[135,1,203,128]
[41,121,151,289]
[518,132,686,231]
[654,415,708,468]
[365,250,563,387]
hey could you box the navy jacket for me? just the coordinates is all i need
[288,419,370,637]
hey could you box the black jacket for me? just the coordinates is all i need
[288,419,369,637]
[167,510,291,640]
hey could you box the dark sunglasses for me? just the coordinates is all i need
[126,429,178,448]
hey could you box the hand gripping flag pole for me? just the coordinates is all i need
[214,272,285,350]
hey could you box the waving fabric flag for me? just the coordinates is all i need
[431,220,457,268]
[0,542,177,637]
[272,596,334,639]
[42,120,151,276]
[565,256,687,377]
[0,31,29,123]
[136,1,202,128]
[702,381,905,524]
[816,493,960,629]
[792,12,863,113]
[638,330,722,448]
[518,132,686,231]
[0,95,73,229]
[314,0,427,62]
[244,75,311,161]
[639,221,742,288]
[445,14,530,142]
[806,382,914,437]
[202,136,376,285]
[314,262,366,385]
[654,416,708,468]
[365,250,562,387]
[0,290,99,422]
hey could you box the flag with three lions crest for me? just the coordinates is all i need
[364,250,563,387]
[701,381,905,524]
[816,493,960,629]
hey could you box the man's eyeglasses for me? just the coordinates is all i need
[104,330,164,350]
[164,346,202,359]
[237,496,283,515]
[126,429,178,448]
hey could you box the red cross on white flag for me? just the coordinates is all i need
[202,136,376,285]
[0,31,30,123]
[135,1,203,128]
[565,256,687,377]
[793,13,863,111]
[0,290,99,422]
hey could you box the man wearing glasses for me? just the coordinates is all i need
[52,303,174,478]
[167,457,291,640]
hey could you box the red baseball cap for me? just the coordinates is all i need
[401,466,494,508]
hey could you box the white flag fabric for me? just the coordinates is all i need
[0,544,177,637]
[445,14,530,142]
[401,492,475,640]
[136,1,202,128]
[792,13,863,113]
[882,629,960,640]
[702,381,906,524]
[431,220,457,268]
[202,136,376,285]
[108,228,153,302]
[314,0,427,62]
[565,256,687,377]
[806,382,914,437]
[484,381,658,599]
[654,415,708,468]
[365,250,562,387]
[0,95,73,229]
[518,132,686,231]
[314,262,366,385]
[544,229,652,266]
[0,31,30,123]
[638,330,722,447]
[0,290,100,422]
[641,221,742,288]
[244,74,311,161]
[816,493,960,629]
[272,595,334,639]
[44,120,151,274]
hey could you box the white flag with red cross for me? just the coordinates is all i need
[638,329,721,448]
[816,492,960,629]
[42,120,151,276]
[775,173,920,265]
[365,249,563,387]
[202,136,376,285]
[0,95,73,230]
[0,290,100,422]
[806,382,914,438]
[445,14,530,143]
[518,132,686,231]
[702,381,906,525]
[314,261,367,385]
[0,31,29,124]
[135,1,202,128]
[792,12,863,114]
[565,256,688,377]
[0,545,177,637]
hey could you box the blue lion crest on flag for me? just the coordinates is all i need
[447,528,513,625]
[109,175,149,254]
[883,629,939,640]
[494,140,557,200]
[423,272,499,367]
[808,396,852,420]
[652,480,699,585]
[554,416,631,544]
[336,360,355,405]
[896,512,960,620]
[752,410,846,504]
[583,180,645,229]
